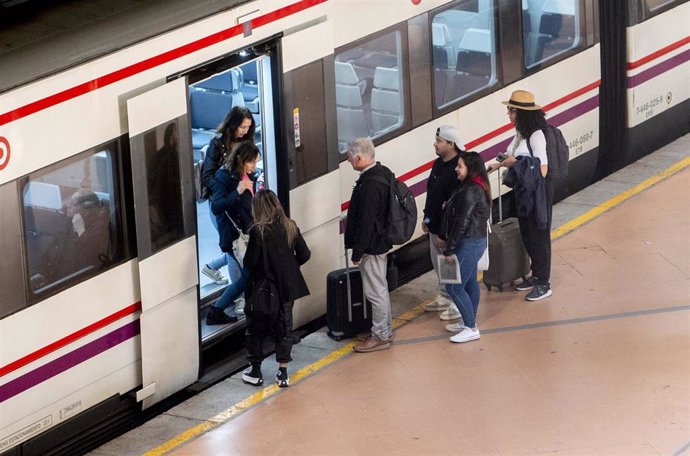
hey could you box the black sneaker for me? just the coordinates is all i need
[205,307,238,325]
[525,283,552,301]
[276,370,290,388]
[242,370,263,386]
[515,277,537,291]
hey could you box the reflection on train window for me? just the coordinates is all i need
[522,0,580,69]
[431,0,498,108]
[23,145,123,296]
[335,29,404,151]
[144,121,185,253]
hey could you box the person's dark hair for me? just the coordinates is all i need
[217,106,256,144]
[225,140,260,175]
[514,108,547,140]
[252,189,298,247]
[462,152,492,206]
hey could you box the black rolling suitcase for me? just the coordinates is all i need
[326,252,372,341]
[483,168,530,291]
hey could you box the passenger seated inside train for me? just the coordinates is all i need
[30,188,111,291]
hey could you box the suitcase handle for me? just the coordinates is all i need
[344,249,367,322]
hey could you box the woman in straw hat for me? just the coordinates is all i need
[488,90,553,301]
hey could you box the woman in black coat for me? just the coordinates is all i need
[206,141,260,325]
[241,190,311,388]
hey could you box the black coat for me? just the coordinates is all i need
[344,162,393,262]
[440,181,490,255]
[210,168,255,253]
[423,153,461,235]
[243,223,311,303]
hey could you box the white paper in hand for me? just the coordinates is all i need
[437,254,461,284]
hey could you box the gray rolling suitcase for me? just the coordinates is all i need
[483,168,530,291]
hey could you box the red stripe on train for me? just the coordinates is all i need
[627,35,690,70]
[0,0,327,128]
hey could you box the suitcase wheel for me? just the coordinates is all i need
[497,284,504,292]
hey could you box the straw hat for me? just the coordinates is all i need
[502,90,543,111]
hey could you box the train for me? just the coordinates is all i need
[1,0,688,454]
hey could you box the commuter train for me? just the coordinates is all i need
[1,0,688,453]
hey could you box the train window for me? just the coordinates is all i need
[522,0,581,68]
[645,0,685,14]
[334,29,405,151]
[21,141,126,300]
[431,0,498,108]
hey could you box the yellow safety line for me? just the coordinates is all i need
[145,155,689,456]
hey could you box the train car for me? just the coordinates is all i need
[0,0,687,454]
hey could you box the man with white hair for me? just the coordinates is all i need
[423,125,465,321]
[344,138,394,353]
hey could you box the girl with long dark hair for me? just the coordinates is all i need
[206,140,260,325]
[488,90,553,301]
[440,152,491,343]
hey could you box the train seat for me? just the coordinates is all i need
[454,28,492,95]
[23,181,63,210]
[335,83,369,150]
[534,0,577,62]
[370,67,401,136]
[189,89,234,151]
[335,61,367,96]
[432,22,456,70]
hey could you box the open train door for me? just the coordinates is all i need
[126,78,199,409]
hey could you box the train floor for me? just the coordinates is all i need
[88,134,690,456]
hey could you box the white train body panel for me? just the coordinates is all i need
[626,2,690,128]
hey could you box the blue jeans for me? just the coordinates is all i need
[445,237,486,328]
[208,201,228,270]
[212,252,247,312]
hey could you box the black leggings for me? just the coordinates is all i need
[518,177,553,285]
[245,301,294,364]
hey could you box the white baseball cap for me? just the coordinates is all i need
[436,125,464,147]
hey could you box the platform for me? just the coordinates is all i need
[89,134,690,456]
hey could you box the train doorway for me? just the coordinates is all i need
[185,45,281,344]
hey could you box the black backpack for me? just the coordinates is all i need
[526,123,569,179]
[370,174,418,245]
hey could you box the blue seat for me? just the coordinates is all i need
[189,89,234,150]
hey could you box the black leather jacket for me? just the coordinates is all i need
[201,135,229,196]
[440,181,490,255]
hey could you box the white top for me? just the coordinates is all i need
[508,130,548,165]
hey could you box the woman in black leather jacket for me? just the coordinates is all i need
[440,152,491,343]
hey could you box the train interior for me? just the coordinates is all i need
[189,56,278,343]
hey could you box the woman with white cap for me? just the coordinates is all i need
[488,90,553,301]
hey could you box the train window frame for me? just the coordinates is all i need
[520,0,588,73]
[333,23,411,153]
[640,0,687,19]
[429,0,501,113]
[19,138,130,304]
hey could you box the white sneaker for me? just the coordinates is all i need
[424,295,452,312]
[234,297,245,315]
[439,306,461,321]
[445,323,465,333]
[202,265,228,285]
[450,327,480,343]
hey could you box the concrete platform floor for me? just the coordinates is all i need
[88,134,690,456]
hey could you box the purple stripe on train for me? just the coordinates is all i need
[627,48,690,88]
[0,321,140,404]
